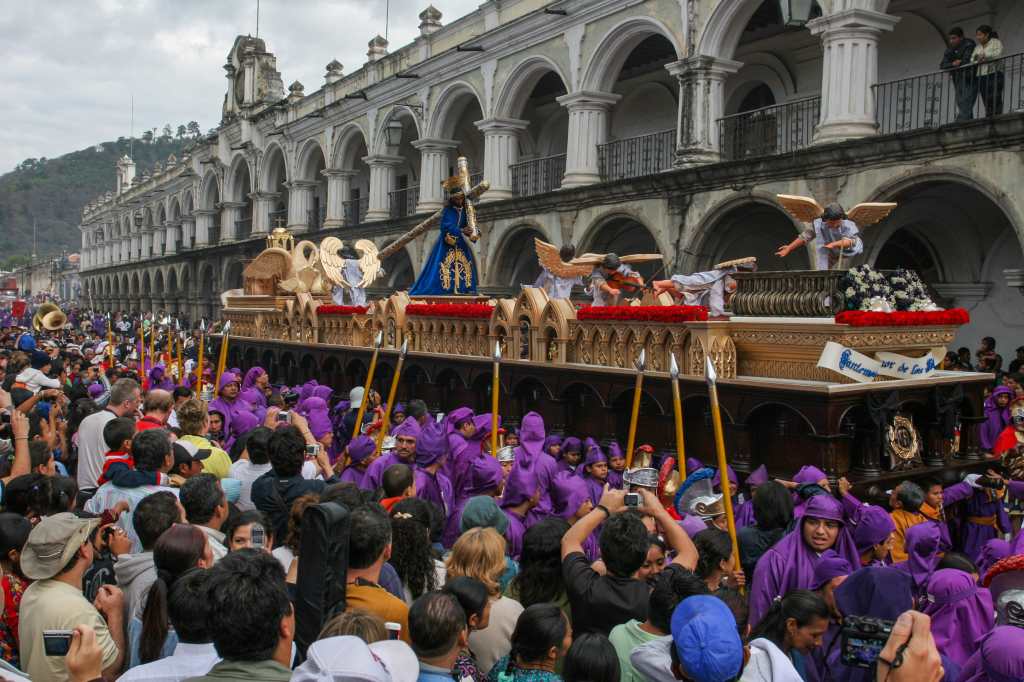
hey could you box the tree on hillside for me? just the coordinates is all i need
[176,124,187,139]
[141,130,153,144]
[187,121,201,138]
[161,124,173,140]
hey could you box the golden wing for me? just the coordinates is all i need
[355,239,381,288]
[776,194,824,223]
[847,202,897,229]
[243,248,293,281]
[619,253,664,266]
[318,237,348,288]
[535,238,593,279]
[293,241,320,271]
[714,256,757,269]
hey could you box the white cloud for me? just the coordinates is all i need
[0,0,481,172]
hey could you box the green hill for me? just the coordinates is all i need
[0,124,202,269]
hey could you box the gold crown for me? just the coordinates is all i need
[441,175,464,193]
[266,227,294,251]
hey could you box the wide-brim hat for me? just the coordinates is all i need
[21,513,100,580]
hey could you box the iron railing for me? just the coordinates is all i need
[443,172,483,199]
[343,197,368,225]
[875,51,1024,135]
[717,97,821,161]
[598,129,675,181]
[268,208,287,230]
[511,154,566,196]
[234,218,252,237]
[389,185,420,219]
[307,207,325,231]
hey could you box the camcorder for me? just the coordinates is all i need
[840,616,893,669]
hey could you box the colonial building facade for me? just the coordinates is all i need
[79,0,1024,346]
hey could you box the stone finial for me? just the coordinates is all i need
[141,172,151,183]
[288,80,305,102]
[325,59,344,85]
[153,161,163,174]
[167,153,177,165]
[419,5,443,36]
[367,35,389,62]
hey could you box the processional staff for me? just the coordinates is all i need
[491,342,501,458]
[669,353,688,482]
[375,339,408,455]
[705,356,741,593]
[624,349,646,469]
[352,331,384,440]
[214,320,232,391]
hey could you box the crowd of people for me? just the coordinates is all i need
[1,305,1023,682]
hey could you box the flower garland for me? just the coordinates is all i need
[840,265,941,312]
[835,309,970,327]
[316,305,370,315]
[405,303,494,319]
[576,305,709,323]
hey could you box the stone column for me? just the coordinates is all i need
[220,201,246,242]
[122,239,130,263]
[141,231,152,259]
[194,209,217,246]
[164,222,179,255]
[250,192,279,234]
[411,138,457,213]
[557,91,620,188]
[476,118,529,201]
[180,217,195,250]
[363,154,404,222]
[322,169,359,228]
[285,181,317,232]
[809,9,899,144]
[668,56,742,166]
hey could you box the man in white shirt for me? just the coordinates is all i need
[116,566,218,681]
[228,427,273,512]
[180,474,229,561]
[76,378,141,496]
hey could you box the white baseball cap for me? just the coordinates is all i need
[291,636,418,682]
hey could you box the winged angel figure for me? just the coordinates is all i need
[533,238,661,306]
[774,195,897,270]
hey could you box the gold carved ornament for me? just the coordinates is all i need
[440,247,474,293]
[886,414,922,471]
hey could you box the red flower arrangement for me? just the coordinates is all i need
[834,309,970,327]
[576,305,709,323]
[406,303,494,319]
[316,305,370,316]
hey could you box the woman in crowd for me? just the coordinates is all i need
[742,590,830,682]
[563,633,620,682]
[222,509,274,553]
[390,497,446,603]
[505,518,571,618]
[443,576,492,682]
[487,603,571,682]
[738,481,793,579]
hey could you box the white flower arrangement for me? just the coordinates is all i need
[839,266,941,312]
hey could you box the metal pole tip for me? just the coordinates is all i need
[670,353,680,379]
[704,356,717,384]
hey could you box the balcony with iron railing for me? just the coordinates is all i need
[389,185,420,219]
[717,96,822,161]
[268,208,288,230]
[234,218,252,237]
[308,207,325,231]
[343,196,369,226]
[511,154,566,197]
[875,51,1024,134]
[598,129,675,182]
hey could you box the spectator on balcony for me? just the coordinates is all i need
[941,27,977,122]
[972,25,1004,117]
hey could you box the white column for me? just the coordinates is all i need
[141,231,152,259]
[180,217,195,250]
[250,192,279,234]
[121,239,130,263]
[285,181,317,232]
[322,169,359,228]
[668,56,742,166]
[194,209,217,246]
[363,154,403,222]
[154,228,165,257]
[412,138,457,213]
[809,9,899,144]
[220,202,245,242]
[557,91,620,188]
[165,222,179,255]
[476,118,528,201]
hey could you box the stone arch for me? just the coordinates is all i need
[429,80,485,139]
[166,267,178,296]
[581,16,683,93]
[331,123,371,170]
[296,138,328,228]
[373,106,423,155]
[152,269,165,299]
[168,196,181,221]
[381,241,415,290]
[226,154,254,203]
[223,259,246,292]
[199,169,221,209]
[577,212,665,281]
[724,52,797,115]
[697,0,780,60]
[494,56,570,119]
[489,224,550,287]
[259,143,290,191]
[685,192,805,272]
[141,270,152,297]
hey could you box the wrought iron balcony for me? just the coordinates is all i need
[308,207,326,231]
[717,97,821,161]
[511,153,566,197]
[875,51,1023,135]
[389,185,420,219]
[268,208,288,230]
[343,197,369,226]
[235,218,252,237]
[598,129,675,181]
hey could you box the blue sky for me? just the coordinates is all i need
[0,0,480,171]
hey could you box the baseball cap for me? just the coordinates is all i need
[671,596,744,682]
[173,440,212,467]
[21,513,101,580]
[291,635,418,682]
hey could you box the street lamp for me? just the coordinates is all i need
[780,0,816,27]
[385,120,404,148]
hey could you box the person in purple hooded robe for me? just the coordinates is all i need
[229,409,260,448]
[807,549,853,682]
[735,464,768,528]
[207,371,246,450]
[239,387,268,424]
[512,412,557,527]
[892,521,942,600]
[441,406,476,487]
[956,472,1013,564]
[542,435,562,459]
[789,464,830,519]
[414,421,454,519]
[851,504,897,568]
[388,403,407,434]
[579,445,609,507]
[241,366,269,395]
[364,417,420,491]
[501,465,540,560]
[551,471,598,562]
[981,385,1015,452]
[147,365,175,392]
[748,494,860,628]
[338,435,378,488]
[605,442,627,489]
[818,566,914,682]
[922,568,995,668]
[977,538,1011,579]
[957,626,1024,682]
[444,454,504,547]
[556,437,584,474]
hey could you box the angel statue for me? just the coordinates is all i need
[652,257,757,318]
[533,238,662,306]
[319,237,381,307]
[774,195,897,270]
[528,242,583,299]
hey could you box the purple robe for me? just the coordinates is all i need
[922,568,995,668]
[977,539,1011,578]
[980,386,1014,451]
[241,367,267,391]
[748,495,859,627]
[338,466,368,488]
[442,408,476,490]
[892,521,942,598]
[503,509,527,560]
[734,500,756,529]
[959,486,1011,564]
[443,454,503,547]
[364,452,402,491]
[957,626,1024,682]
[208,372,245,450]
[415,468,453,518]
